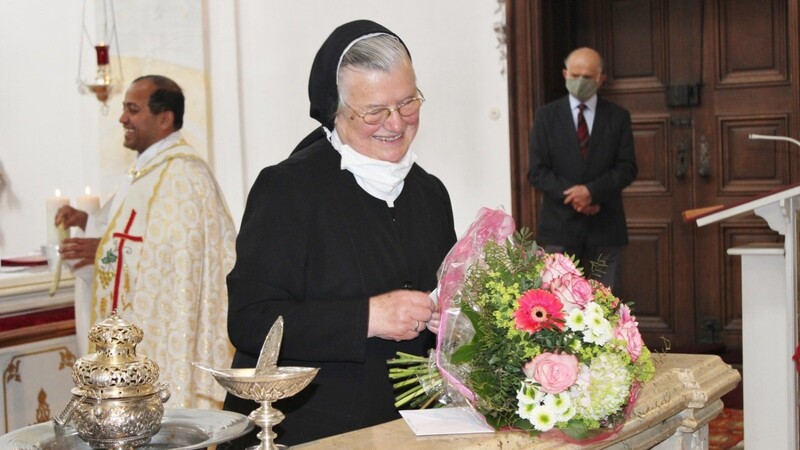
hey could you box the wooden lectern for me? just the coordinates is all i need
[694,182,800,449]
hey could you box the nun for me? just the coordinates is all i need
[222,19,457,447]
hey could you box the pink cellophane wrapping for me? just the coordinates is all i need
[434,207,515,408]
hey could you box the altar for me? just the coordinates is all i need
[296,353,740,450]
[0,267,78,433]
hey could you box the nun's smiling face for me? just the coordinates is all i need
[335,60,420,163]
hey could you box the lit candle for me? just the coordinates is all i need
[77,186,100,216]
[46,189,70,245]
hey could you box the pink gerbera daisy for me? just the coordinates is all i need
[514,289,565,333]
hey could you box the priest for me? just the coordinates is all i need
[56,75,237,409]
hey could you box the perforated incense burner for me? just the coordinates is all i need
[54,311,170,449]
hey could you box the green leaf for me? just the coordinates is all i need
[557,420,595,440]
[451,343,477,364]
[461,303,484,339]
[450,302,484,365]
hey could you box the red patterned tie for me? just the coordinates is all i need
[577,103,589,159]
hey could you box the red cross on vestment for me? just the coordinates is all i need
[111,209,143,311]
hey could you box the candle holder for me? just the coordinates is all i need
[194,317,318,450]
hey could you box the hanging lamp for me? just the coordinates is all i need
[76,0,124,114]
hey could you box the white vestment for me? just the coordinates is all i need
[89,139,236,409]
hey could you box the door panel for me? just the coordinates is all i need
[717,0,788,86]
[622,223,674,335]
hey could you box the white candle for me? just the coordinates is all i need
[46,189,70,245]
[77,186,100,216]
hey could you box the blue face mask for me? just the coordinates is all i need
[565,78,598,102]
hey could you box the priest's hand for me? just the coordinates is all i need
[59,237,101,269]
[55,205,89,231]
[368,290,436,341]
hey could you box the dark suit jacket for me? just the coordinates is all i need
[528,95,637,247]
[223,138,456,447]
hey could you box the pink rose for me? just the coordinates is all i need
[523,352,579,394]
[540,253,582,287]
[614,304,644,361]
[548,273,593,311]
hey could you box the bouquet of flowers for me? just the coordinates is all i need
[390,207,655,442]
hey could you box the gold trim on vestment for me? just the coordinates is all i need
[127,139,202,182]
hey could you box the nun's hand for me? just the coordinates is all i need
[368,290,435,341]
[426,310,441,334]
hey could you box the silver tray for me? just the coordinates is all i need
[0,408,253,449]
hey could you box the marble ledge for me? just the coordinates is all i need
[0,268,74,293]
[295,353,741,450]
[0,269,75,315]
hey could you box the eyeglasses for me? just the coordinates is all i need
[345,90,426,125]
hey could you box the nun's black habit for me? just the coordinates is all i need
[221,20,456,447]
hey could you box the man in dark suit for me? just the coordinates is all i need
[529,47,637,289]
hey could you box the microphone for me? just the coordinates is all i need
[749,134,800,149]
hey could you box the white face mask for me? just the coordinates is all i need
[326,128,416,207]
[565,77,599,102]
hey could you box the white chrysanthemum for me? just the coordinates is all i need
[518,386,577,430]
[570,352,633,421]
[516,381,544,405]
[518,399,536,421]
[544,391,573,417]
[557,396,578,422]
[583,316,613,345]
[566,309,586,332]
[583,302,604,318]
[529,403,558,431]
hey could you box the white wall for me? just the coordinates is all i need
[0,0,99,255]
[0,1,511,257]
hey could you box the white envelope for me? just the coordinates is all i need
[399,407,495,436]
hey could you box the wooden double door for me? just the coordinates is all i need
[507,0,800,351]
